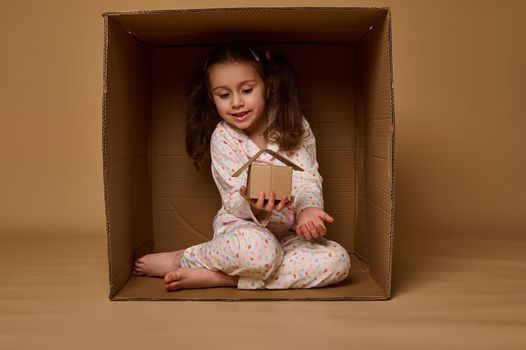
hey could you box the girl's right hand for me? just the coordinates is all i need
[239,186,294,217]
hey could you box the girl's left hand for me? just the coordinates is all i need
[296,207,334,241]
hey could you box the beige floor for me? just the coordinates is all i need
[1,230,525,349]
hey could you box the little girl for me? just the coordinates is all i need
[133,42,351,290]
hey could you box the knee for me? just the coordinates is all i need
[323,242,351,282]
[234,229,283,272]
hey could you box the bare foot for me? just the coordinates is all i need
[164,268,239,291]
[133,250,184,277]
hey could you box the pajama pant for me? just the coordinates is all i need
[180,220,351,289]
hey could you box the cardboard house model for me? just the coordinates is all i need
[232,148,304,202]
[102,7,396,301]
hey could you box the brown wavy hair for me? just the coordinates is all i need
[185,41,306,171]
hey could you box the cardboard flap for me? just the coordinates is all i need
[232,148,304,177]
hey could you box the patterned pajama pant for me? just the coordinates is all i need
[180,220,352,289]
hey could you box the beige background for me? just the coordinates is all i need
[1,0,525,349]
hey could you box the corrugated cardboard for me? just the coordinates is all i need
[247,164,291,202]
[102,7,395,301]
[232,148,304,201]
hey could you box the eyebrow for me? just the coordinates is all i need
[211,80,257,92]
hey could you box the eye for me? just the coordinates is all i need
[241,88,253,94]
[218,92,230,99]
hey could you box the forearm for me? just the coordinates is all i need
[294,184,323,219]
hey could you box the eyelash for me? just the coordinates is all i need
[218,88,253,99]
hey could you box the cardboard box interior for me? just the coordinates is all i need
[102,7,395,301]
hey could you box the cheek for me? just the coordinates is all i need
[214,99,229,115]
[249,92,266,109]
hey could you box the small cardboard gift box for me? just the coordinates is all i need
[232,148,304,202]
[102,7,396,301]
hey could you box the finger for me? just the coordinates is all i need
[313,221,324,238]
[265,192,275,212]
[255,191,265,209]
[285,196,294,209]
[296,223,304,236]
[307,221,319,239]
[281,195,288,211]
[240,185,246,197]
[276,195,286,211]
[314,220,327,236]
[305,221,315,235]
[296,223,303,237]
[301,224,312,241]
[322,212,334,223]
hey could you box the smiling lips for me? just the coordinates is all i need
[231,110,251,121]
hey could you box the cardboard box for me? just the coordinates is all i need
[232,148,304,202]
[102,7,396,301]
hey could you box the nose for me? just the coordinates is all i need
[231,93,244,108]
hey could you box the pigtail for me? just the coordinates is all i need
[185,42,306,170]
[185,66,221,171]
[262,50,305,154]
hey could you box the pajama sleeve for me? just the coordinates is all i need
[294,118,324,220]
[210,125,272,227]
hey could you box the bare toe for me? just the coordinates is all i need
[164,269,182,283]
[165,280,182,291]
[163,268,238,291]
[133,263,143,274]
[164,269,185,291]
[133,250,184,277]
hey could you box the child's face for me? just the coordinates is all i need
[208,62,267,137]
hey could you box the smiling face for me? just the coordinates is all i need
[208,61,267,138]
